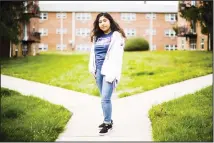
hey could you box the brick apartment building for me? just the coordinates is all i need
[38,2,179,52]
[12,1,41,57]
[177,0,209,51]
[1,1,209,58]
[1,1,41,57]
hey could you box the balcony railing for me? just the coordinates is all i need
[28,32,41,42]
[27,2,40,18]
[176,26,197,37]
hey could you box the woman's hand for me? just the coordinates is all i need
[105,75,115,83]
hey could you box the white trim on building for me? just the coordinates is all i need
[39,3,178,13]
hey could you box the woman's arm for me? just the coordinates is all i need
[89,43,96,77]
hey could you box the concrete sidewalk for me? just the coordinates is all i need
[1,74,212,141]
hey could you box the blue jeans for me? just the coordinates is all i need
[95,68,115,123]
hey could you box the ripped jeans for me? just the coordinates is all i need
[95,68,116,123]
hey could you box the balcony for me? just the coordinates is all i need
[26,2,40,18]
[28,32,41,42]
[22,32,40,43]
[176,26,197,38]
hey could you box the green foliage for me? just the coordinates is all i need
[149,86,213,141]
[0,1,38,44]
[173,25,178,35]
[1,88,71,141]
[179,1,213,35]
[124,37,149,51]
[179,1,213,51]
[1,51,212,97]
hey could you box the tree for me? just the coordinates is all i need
[179,0,213,51]
[0,1,37,44]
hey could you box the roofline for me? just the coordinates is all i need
[40,11,178,13]
[39,3,178,13]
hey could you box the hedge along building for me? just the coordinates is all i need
[39,1,179,52]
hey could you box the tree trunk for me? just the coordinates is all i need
[0,36,10,58]
[207,34,210,51]
[210,32,213,51]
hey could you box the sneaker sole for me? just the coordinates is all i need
[98,125,113,130]
[99,128,113,136]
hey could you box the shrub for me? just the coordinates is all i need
[124,37,149,51]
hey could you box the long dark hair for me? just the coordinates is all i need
[90,12,126,42]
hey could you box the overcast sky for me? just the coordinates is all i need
[39,1,178,5]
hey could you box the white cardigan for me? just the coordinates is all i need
[89,31,125,85]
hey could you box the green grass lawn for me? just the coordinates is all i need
[1,51,212,97]
[0,88,72,142]
[148,85,213,142]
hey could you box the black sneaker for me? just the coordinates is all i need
[98,120,113,129]
[99,123,112,136]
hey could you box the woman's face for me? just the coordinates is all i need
[98,16,111,34]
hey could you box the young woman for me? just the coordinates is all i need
[89,12,126,135]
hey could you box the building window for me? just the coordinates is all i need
[76,13,91,20]
[56,44,67,50]
[152,45,156,51]
[175,45,178,50]
[165,45,169,50]
[56,28,67,34]
[121,13,136,21]
[40,13,48,20]
[124,28,136,37]
[191,0,196,6]
[76,28,90,36]
[191,20,196,33]
[145,13,156,19]
[39,28,48,36]
[56,13,67,19]
[201,38,204,49]
[190,38,196,50]
[181,39,185,49]
[164,29,176,37]
[39,43,48,51]
[76,44,90,51]
[165,14,176,22]
[145,29,156,35]
[165,44,177,51]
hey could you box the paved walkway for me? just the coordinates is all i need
[1,74,212,141]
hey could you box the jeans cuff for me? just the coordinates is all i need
[104,121,111,124]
